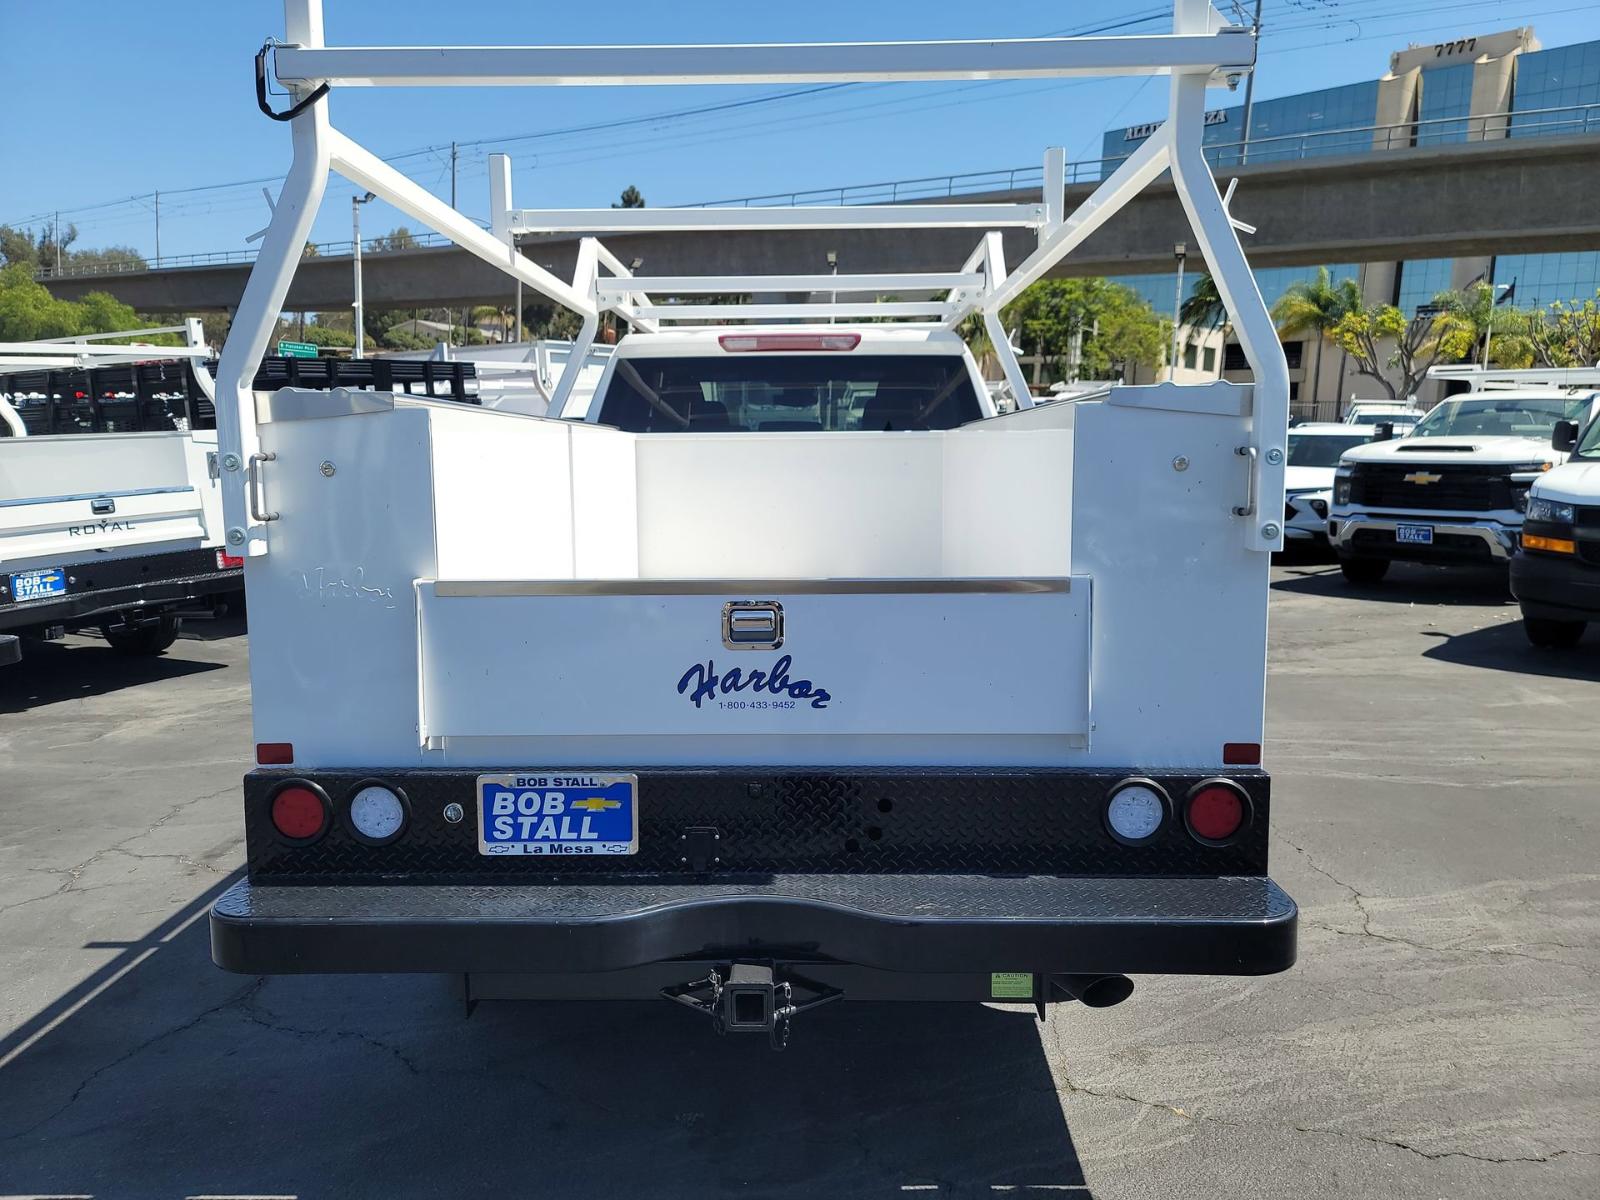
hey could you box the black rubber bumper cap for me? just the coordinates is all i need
[0,634,20,667]
[211,873,1297,977]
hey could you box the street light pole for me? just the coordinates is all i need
[1238,0,1264,164]
[352,191,375,358]
[1482,282,1511,365]
[1170,242,1188,380]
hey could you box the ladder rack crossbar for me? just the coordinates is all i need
[631,301,955,322]
[273,31,1256,89]
[510,205,1046,234]
[594,273,985,296]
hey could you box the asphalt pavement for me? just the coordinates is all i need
[0,562,1595,1199]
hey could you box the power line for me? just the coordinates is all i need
[5,7,1172,231]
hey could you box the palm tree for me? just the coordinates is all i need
[1179,273,1227,333]
[1272,268,1362,414]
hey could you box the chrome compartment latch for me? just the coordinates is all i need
[722,601,783,650]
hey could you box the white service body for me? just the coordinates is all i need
[243,330,1269,772]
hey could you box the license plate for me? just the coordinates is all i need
[476,772,638,856]
[9,567,67,602]
[1396,525,1434,545]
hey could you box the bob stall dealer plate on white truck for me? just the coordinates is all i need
[477,773,639,855]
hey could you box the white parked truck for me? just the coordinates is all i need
[0,324,242,666]
[1330,367,1600,585]
[1509,372,1600,647]
[208,0,1296,1042]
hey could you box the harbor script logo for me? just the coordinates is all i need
[677,654,832,710]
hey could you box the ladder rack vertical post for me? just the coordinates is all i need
[213,0,333,556]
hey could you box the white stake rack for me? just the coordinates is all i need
[217,0,1288,557]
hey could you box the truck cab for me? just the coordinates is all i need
[1510,407,1600,647]
[1329,385,1599,584]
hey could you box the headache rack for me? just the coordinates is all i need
[218,0,1288,556]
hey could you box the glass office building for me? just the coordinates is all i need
[1491,252,1600,309]
[1511,40,1600,137]
[1415,63,1475,145]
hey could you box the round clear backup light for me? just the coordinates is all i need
[1105,780,1169,845]
[347,783,408,844]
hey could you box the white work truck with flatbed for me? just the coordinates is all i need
[208,0,1296,1043]
[0,325,242,667]
[1329,368,1600,585]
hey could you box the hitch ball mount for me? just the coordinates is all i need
[663,962,842,1050]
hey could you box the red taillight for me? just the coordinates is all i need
[1185,781,1249,844]
[256,741,294,765]
[718,333,861,352]
[217,550,244,570]
[1223,742,1261,765]
[270,784,328,841]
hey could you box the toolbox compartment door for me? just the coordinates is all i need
[415,578,1091,742]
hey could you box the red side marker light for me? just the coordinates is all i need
[1223,742,1261,765]
[1186,782,1248,844]
[256,742,294,765]
[270,785,327,840]
[217,550,245,570]
[718,333,861,352]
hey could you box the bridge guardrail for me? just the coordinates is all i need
[32,101,1600,282]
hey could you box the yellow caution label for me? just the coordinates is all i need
[990,972,1034,1000]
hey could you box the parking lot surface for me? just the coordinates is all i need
[0,563,1595,1199]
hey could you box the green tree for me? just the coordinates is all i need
[1271,267,1362,410]
[612,186,646,209]
[1000,278,1168,381]
[370,226,420,253]
[1329,303,1475,401]
[0,264,158,341]
[303,322,356,349]
[0,224,146,275]
[0,264,84,337]
[1524,291,1600,368]
[1179,273,1228,333]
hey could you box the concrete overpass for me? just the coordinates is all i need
[42,133,1600,314]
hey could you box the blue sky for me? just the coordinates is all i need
[1,0,1596,262]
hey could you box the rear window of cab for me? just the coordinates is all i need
[595,354,983,433]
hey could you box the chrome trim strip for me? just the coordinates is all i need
[0,485,196,510]
[431,577,1071,597]
[1331,513,1519,560]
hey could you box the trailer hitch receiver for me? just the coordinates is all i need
[663,962,842,1050]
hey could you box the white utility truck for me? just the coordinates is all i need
[1282,422,1373,551]
[1508,369,1600,647]
[209,0,1296,1043]
[0,324,242,666]
[1330,367,1600,585]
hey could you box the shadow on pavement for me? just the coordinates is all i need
[0,878,1091,1199]
[1271,561,1513,607]
[1421,617,1600,681]
[0,635,227,713]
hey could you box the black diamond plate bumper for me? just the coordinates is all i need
[210,873,1297,977]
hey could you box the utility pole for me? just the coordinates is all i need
[1238,0,1264,164]
[53,211,61,275]
[153,191,161,267]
